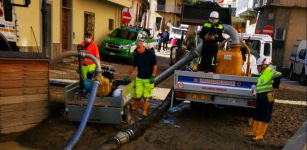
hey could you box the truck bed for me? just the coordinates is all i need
[173,71,258,108]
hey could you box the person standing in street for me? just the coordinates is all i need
[251,57,282,141]
[80,33,100,80]
[162,29,169,52]
[124,40,157,117]
[198,11,224,73]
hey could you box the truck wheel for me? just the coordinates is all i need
[299,70,307,85]
[0,37,12,51]
[169,46,178,66]
[289,65,296,80]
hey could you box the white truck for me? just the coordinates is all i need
[0,0,30,51]
[289,40,307,85]
[171,33,274,109]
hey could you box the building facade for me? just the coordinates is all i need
[254,0,307,69]
[148,0,182,34]
[15,0,131,59]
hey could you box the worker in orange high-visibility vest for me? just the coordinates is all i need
[80,33,100,80]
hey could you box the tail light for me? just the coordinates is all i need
[248,99,256,107]
[175,92,186,99]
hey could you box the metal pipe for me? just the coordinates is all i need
[51,51,102,75]
[154,43,202,85]
[243,42,251,76]
[223,24,240,46]
[65,80,100,150]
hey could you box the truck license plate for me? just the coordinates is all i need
[186,93,211,101]
[109,52,116,56]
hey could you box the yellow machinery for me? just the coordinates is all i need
[215,42,251,76]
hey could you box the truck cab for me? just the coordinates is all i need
[239,33,273,74]
[99,27,157,62]
[289,40,307,85]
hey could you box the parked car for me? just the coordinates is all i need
[99,27,157,62]
[289,40,307,85]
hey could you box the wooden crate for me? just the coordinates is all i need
[0,59,49,134]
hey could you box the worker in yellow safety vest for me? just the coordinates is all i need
[198,11,224,73]
[252,56,282,141]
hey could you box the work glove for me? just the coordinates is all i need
[150,75,155,84]
[267,92,275,102]
[123,75,130,82]
[192,64,198,72]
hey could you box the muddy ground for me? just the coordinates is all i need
[0,53,306,150]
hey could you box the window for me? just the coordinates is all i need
[299,49,307,60]
[245,40,261,55]
[264,43,271,56]
[156,17,162,30]
[0,0,3,18]
[84,11,95,39]
[110,29,137,41]
[3,0,13,21]
[109,19,114,30]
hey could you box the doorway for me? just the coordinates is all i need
[61,0,72,51]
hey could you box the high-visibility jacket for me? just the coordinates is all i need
[256,67,282,94]
[81,41,100,66]
[200,21,224,43]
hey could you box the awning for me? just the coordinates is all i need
[107,0,132,8]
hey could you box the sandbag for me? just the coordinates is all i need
[96,76,111,97]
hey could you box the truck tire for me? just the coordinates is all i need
[289,65,296,80]
[122,103,132,124]
[299,70,307,85]
[0,37,12,51]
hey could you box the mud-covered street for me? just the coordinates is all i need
[0,54,306,150]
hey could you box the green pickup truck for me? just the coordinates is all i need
[100,27,157,62]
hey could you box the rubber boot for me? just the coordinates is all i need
[252,120,260,137]
[132,99,140,112]
[142,100,150,117]
[253,122,268,141]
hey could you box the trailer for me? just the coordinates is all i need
[171,70,258,108]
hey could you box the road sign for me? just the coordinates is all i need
[263,25,273,36]
[122,11,131,23]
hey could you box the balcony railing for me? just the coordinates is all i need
[156,4,181,14]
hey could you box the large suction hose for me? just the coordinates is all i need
[52,51,102,150]
[96,24,242,150]
[65,80,99,150]
[97,44,203,150]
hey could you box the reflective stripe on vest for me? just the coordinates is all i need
[204,23,211,28]
[256,67,282,94]
[215,24,223,30]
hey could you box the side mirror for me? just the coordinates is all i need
[77,44,84,51]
